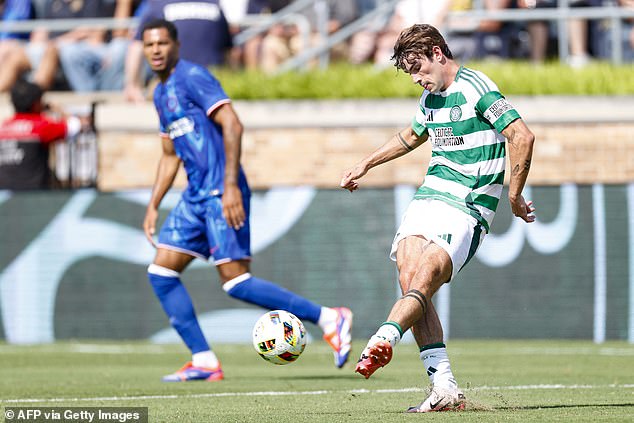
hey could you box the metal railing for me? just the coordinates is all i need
[1,2,632,70]
[233,0,315,45]
[234,0,332,68]
[0,17,137,33]
[447,4,634,65]
[276,0,400,73]
[275,2,634,71]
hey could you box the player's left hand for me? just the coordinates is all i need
[510,195,536,223]
[222,183,245,230]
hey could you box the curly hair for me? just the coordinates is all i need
[391,24,453,71]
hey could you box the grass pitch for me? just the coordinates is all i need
[1,340,633,422]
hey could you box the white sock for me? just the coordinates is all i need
[367,322,402,348]
[317,307,339,334]
[420,344,458,390]
[192,350,220,369]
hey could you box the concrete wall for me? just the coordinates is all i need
[2,95,633,190]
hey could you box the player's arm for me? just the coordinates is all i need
[210,103,246,230]
[501,118,536,223]
[143,135,181,246]
[124,40,145,103]
[340,126,427,192]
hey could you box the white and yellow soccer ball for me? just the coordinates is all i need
[252,310,307,365]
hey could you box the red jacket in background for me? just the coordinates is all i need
[0,113,67,190]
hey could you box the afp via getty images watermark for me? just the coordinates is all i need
[4,407,148,423]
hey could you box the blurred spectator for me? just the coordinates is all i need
[259,0,358,72]
[257,0,296,72]
[474,0,522,60]
[350,0,525,65]
[0,0,32,41]
[365,0,453,68]
[619,0,634,61]
[124,0,231,102]
[518,0,595,67]
[309,0,358,61]
[0,0,33,89]
[445,0,480,61]
[0,0,59,92]
[348,0,388,65]
[0,79,83,190]
[29,0,133,91]
[601,0,634,61]
[220,0,268,69]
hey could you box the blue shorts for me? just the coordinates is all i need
[157,194,251,265]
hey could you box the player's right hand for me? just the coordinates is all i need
[340,163,368,192]
[143,207,159,247]
[510,195,536,223]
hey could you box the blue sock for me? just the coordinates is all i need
[148,268,209,354]
[223,273,322,324]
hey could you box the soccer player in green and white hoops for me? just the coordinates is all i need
[340,24,536,413]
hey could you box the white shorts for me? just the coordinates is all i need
[390,199,485,281]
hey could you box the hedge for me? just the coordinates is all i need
[213,61,634,99]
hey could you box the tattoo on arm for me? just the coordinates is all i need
[512,164,520,176]
[512,160,531,176]
[397,132,414,152]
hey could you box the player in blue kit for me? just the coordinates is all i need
[141,19,352,381]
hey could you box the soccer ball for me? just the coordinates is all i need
[252,310,307,365]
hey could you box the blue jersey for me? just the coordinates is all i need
[153,59,249,203]
[0,0,34,40]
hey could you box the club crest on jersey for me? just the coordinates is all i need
[167,96,179,112]
[450,105,462,122]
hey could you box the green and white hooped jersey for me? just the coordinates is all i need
[411,65,521,232]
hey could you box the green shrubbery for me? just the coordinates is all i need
[214,61,634,99]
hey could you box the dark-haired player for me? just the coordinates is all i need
[141,19,352,382]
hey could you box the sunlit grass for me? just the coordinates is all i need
[1,340,632,422]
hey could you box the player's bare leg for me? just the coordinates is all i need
[395,238,465,412]
[406,301,465,412]
[356,236,450,378]
[154,247,195,273]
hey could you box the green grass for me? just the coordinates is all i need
[1,340,633,422]
[213,61,634,99]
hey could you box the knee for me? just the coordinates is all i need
[147,264,180,290]
[398,268,417,291]
[58,44,80,62]
[217,260,250,284]
[221,272,252,295]
[399,268,443,298]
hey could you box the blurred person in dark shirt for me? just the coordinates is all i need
[124,0,232,102]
